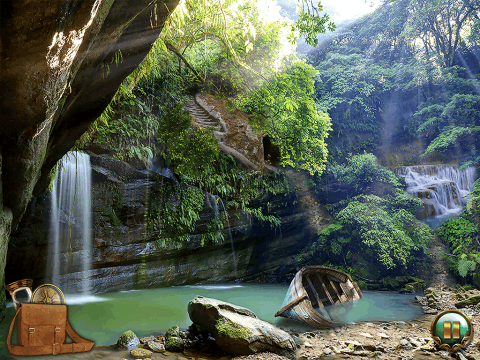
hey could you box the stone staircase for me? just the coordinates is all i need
[184,97,227,143]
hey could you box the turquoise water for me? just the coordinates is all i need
[0,284,423,357]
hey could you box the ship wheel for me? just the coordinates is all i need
[31,284,65,304]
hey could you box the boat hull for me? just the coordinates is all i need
[275,266,362,327]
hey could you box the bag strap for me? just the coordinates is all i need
[7,306,94,355]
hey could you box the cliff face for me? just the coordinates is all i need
[0,0,179,320]
[6,155,313,294]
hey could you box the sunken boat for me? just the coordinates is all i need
[275,266,363,327]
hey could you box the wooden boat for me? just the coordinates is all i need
[275,266,362,327]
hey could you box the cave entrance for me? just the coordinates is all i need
[263,136,279,165]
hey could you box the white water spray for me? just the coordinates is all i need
[48,151,92,294]
[205,193,238,278]
[394,165,476,223]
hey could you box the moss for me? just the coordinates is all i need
[117,330,138,346]
[383,277,400,290]
[357,280,367,289]
[165,336,184,351]
[216,318,252,340]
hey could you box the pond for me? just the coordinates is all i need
[0,284,423,359]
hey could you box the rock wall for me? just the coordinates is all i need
[6,155,315,295]
[0,0,179,320]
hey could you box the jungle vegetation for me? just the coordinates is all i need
[74,0,480,282]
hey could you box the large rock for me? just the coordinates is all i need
[188,296,296,358]
[0,0,179,320]
[117,330,140,350]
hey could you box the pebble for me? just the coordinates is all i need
[377,332,389,339]
[400,339,409,347]
[360,332,373,338]
[323,348,333,355]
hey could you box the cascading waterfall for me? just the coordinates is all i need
[393,165,476,225]
[48,151,92,295]
[205,193,237,278]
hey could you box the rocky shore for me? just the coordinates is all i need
[24,287,479,360]
[106,287,480,360]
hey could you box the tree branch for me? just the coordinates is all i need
[164,40,205,83]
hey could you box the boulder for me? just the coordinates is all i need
[166,325,181,338]
[117,330,140,350]
[188,296,296,357]
[165,336,185,352]
[455,294,480,308]
[146,341,166,353]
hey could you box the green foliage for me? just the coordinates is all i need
[147,182,205,247]
[289,1,336,48]
[239,61,332,175]
[423,126,480,155]
[328,153,402,196]
[158,105,219,178]
[313,153,431,269]
[438,216,478,255]
[146,152,286,247]
[438,211,480,280]
[336,196,430,268]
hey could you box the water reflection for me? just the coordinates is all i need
[323,291,423,323]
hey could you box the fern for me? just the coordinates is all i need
[458,258,477,277]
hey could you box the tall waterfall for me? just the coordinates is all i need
[205,193,237,278]
[48,151,92,295]
[393,165,476,224]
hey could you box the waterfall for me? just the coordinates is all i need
[205,193,237,279]
[48,151,92,295]
[218,198,238,278]
[393,165,476,224]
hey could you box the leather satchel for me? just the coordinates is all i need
[7,303,94,355]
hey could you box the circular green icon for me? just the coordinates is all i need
[431,310,474,351]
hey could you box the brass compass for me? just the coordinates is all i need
[31,284,65,304]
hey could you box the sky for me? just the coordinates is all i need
[320,0,383,22]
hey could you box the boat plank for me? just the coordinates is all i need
[305,275,332,321]
[315,274,335,305]
[327,275,347,303]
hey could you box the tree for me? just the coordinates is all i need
[403,0,480,68]
[238,61,332,175]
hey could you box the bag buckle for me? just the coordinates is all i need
[28,327,35,333]
[55,327,61,332]
[53,343,58,355]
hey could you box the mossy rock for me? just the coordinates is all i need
[117,330,140,350]
[424,287,436,296]
[400,281,426,294]
[130,348,152,358]
[165,336,185,352]
[455,294,480,308]
[383,277,400,290]
[216,318,252,340]
[166,325,180,339]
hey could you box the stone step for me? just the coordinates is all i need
[214,131,226,141]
